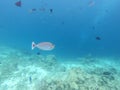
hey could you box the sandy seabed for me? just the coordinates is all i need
[0,46,120,90]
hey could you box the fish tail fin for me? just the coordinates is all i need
[32,41,36,50]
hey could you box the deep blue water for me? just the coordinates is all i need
[0,0,120,58]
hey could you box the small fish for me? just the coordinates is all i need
[29,8,37,13]
[32,41,55,51]
[50,9,53,13]
[37,52,41,55]
[31,8,37,11]
[96,36,101,40]
[15,0,21,7]
[29,76,32,83]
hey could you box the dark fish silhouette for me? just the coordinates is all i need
[96,36,101,40]
[29,76,32,83]
[15,0,21,7]
[50,9,53,13]
[31,8,36,11]
[37,52,41,55]
[29,8,37,13]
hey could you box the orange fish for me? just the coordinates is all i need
[32,41,55,51]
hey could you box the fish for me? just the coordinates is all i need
[31,8,37,11]
[96,36,101,40]
[50,9,53,13]
[29,76,32,84]
[29,8,37,13]
[32,41,55,51]
[37,52,41,55]
[15,0,21,7]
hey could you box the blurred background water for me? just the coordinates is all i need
[0,0,120,58]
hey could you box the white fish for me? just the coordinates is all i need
[32,41,55,51]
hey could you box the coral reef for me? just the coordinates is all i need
[0,46,120,90]
[34,66,120,90]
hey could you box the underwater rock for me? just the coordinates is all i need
[102,69,115,81]
[1,47,120,90]
[60,66,66,72]
[43,55,58,70]
[70,82,79,90]
[35,80,48,90]
[30,64,120,90]
[103,71,111,75]
[109,68,117,74]
[100,77,108,85]
[77,56,97,66]
[55,80,65,90]
[104,75,115,81]
[32,55,59,72]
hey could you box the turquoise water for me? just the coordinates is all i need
[0,0,120,90]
